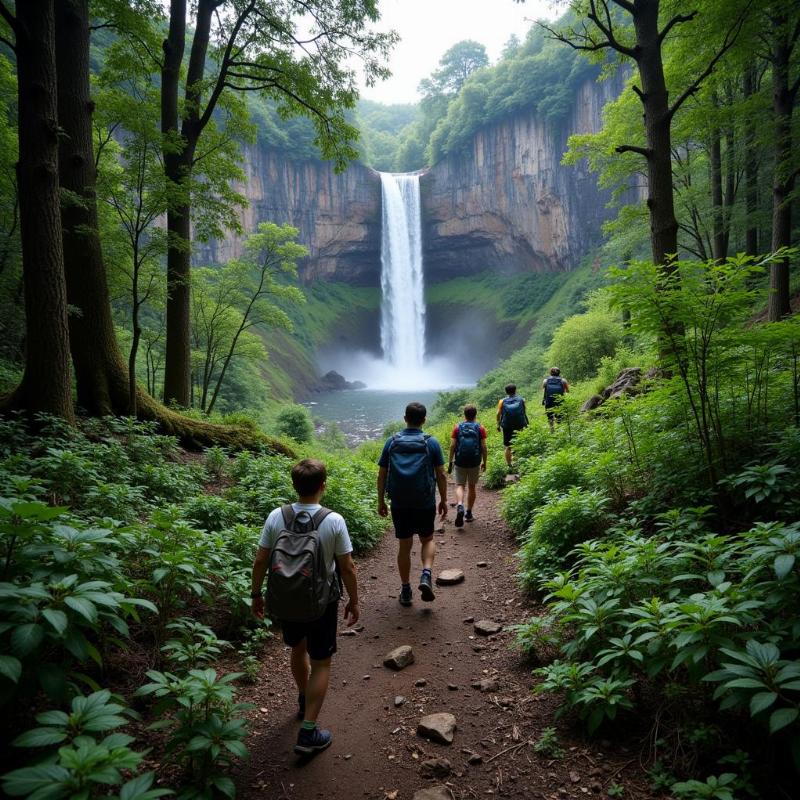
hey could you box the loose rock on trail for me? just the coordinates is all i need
[234,482,657,799]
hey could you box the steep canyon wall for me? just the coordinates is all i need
[196,75,620,284]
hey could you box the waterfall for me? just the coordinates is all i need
[379,173,426,373]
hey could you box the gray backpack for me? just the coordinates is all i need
[266,505,341,623]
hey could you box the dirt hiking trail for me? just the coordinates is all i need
[235,481,655,800]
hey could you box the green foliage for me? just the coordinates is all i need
[545,309,624,382]
[482,457,509,490]
[518,488,610,591]
[533,726,564,759]
[274,404,314,443]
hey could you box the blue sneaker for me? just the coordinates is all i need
[399,584,413,606]
[294,726,333,755]
[418,571,435,602]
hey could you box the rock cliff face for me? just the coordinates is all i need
[195,148,382,286]
[420,76,622,279]
[198,75,620,284]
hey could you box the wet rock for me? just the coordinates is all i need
[415,678,428,687]
[472,678,499,692]
[383,645,415,671]
[436,569,465,585]
[462,616,474,623]
[394,695,406,707]
[504,474,519,485]
[476,561,488,568]
[447,683,458,691]
[412,787,454,800]
[474,619,503,636]
[417,713,457,744]
[420,757,452,779]
[467,751,483,765]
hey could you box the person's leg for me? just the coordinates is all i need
[290,642,310,694]
[397,536,413,584]
[303,657,332,723]
[455,483,465,505]
[547,411,555,433]
[419,534,435,570]
[467,480,477,511]
[504,445,512,466]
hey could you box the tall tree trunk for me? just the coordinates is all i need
[161,0,215,408]
[743,65,760,256]
[768,11,796,321]
[54,0,129,416]
[4,0,74,421]
[161,0,189,406]
[632,0,680,270]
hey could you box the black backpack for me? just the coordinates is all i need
[266,506,341,623]
[500,395,528,430]
[455,421,482,468]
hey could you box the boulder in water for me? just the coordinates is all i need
[314,370,367,392]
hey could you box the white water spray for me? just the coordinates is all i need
[379,173,426,372]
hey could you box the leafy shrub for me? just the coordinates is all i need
[502,447,589,537]
[545,309,623,382]
[274,404,313,443]
[182,494,244,532]
[518,488,609,591]
[204,446,228,480]
[483,457,508,490]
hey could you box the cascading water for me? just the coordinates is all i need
[379,173,426,373]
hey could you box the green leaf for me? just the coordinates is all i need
[13,727,68,748]
[769,707,799,734]
[11,623,44,657]
[749,691,778,716]
[41,608,69,636]
[64,596,98,624]
[1,764,70,796]
[0,655,22,683]
[774,554,796,580]
[211,776,235,799]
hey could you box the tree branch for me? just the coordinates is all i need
[616,144,651,158]
[668,2,751,120]
[659,11,698,44]
[0,2,16,33]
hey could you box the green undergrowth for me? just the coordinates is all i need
[0,414,387,798]
[494,255,800,797]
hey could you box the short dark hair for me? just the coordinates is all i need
[550,367,561,376]
[505,383,516,395]
[463,404,477,421]
[404,402,427,426]
[291,458,327,496]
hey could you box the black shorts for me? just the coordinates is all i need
[280,601,338,661]
[391,505,436,540]
[501,427,518,447]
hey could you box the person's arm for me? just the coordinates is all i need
[480,439,488,471]
[563,379,570,393]
[377,466,389,516]
[448,431,456,469]
[336,552,359,626]
[251,546,270,619]
[435,464,448,518]
[496,399,503,429]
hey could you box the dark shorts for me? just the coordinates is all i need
[391,505,436,540]
[280,601,338,661]
[501,427,518,447]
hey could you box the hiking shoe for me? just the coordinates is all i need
[465,509,474,522]
[399,585,413,606]
[418,571,435,602]
[294,726,333,755]
[455,504,464,528]
[296,694,305,720]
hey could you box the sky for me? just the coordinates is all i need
[359,0,560,106]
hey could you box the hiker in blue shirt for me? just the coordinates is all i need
[377,402,448,606]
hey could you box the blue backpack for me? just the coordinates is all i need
[501,395,528,430]
[386,431,435,507]
[543,377,565,409]
[455,421,482,468]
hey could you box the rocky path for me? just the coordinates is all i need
[234,482,654,800]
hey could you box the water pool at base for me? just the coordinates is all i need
[304,388,447,445]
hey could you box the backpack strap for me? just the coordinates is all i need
[311,507,332,530]
[280,504,296,530]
